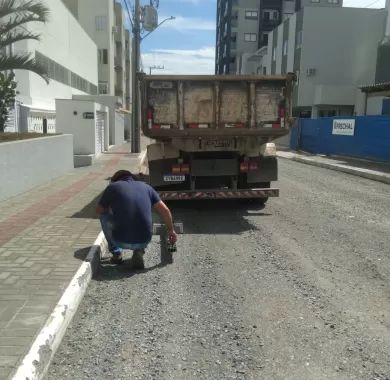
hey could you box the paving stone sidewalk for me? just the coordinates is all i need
[0,143,139,380]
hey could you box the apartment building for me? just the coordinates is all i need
[6,0,98,132]
[264,7,388,117]
[63,0,132,109]
[215,0,342,74]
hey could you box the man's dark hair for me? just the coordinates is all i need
[110,170,134,183]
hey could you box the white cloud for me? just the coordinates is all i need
[142,47,215,74]
[158,15,216,31]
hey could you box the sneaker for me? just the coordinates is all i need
[130,250,145,270]
[110,253,123,264]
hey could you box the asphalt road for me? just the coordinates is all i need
[47,159,390,380]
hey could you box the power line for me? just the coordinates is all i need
[123,0,134,28]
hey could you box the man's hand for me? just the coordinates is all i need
[168,230,178,244]
[153,201,177,242]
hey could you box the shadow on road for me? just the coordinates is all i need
[95,253,172,282]
[165,199,271,235]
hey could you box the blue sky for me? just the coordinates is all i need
[122,0,386,74]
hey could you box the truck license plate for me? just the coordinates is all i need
[163,175,186,182]
[204,139,233,148]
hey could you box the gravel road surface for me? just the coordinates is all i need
[47,159,390,380]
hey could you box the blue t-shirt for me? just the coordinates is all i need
[99,177,160,244]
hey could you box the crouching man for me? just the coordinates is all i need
[96,170,177,269]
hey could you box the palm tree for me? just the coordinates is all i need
[0,0,49,82]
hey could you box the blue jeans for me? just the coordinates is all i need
[99,213,150,256]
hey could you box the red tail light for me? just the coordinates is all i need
[249,162,258,171]
[181,164,190,174]
[171,164,190,174]
[240,162,249,173]
[171,164,181,174]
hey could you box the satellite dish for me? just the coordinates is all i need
[143,6,158,32]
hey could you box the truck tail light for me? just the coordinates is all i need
[240,162,249,173]
[180,164,190,174]
[171,164,190,174]
[249,162,258,171]
[172,164,181,174]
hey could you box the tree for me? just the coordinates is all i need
[0,0,49,79]
[0,0,50,131]
[0,72,16,131]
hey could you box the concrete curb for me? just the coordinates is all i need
[278,153,390,185]
[11,232,107,380]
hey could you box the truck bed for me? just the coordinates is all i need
[141,74,294,140]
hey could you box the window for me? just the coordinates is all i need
[283,40,288,55]
[98,49,108,64]
[99,82,109,95]
[328,0,339,3]
[95,16,107,31]
[296,30,302,48]
[244,33,257,42]
[262,33,269,45]
[263,9,279,21]
[245,10,258,19]
[35,51,95,94]
[311,0,320,2]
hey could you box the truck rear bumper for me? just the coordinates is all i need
[159,188,279,200]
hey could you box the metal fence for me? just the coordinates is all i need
[290,116,390,162]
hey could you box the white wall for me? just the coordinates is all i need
[276,24,284,74]
[298,7,387,108]
[14,0,98,111]
[0,135,73,201]
[286,14,296,73]
[76,0,116,95]
[56,100,108,155]
[367,96,386,115]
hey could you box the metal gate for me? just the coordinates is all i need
[95,112,105,154]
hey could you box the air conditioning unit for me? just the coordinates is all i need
[306,68,316,77]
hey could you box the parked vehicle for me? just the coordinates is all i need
[140,74,295,202]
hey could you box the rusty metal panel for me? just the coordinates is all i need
[220,82,249,124]
[183,82,214,124]
[255,85,281,124]
[148,86,178,125]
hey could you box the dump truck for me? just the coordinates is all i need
[139,74,294,202]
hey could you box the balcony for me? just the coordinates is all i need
[260,18,280,29]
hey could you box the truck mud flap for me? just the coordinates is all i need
[159,188,279,200]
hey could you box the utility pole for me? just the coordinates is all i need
[131,0,141,153]
[130,2,174,153]
[149,65,164,75]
